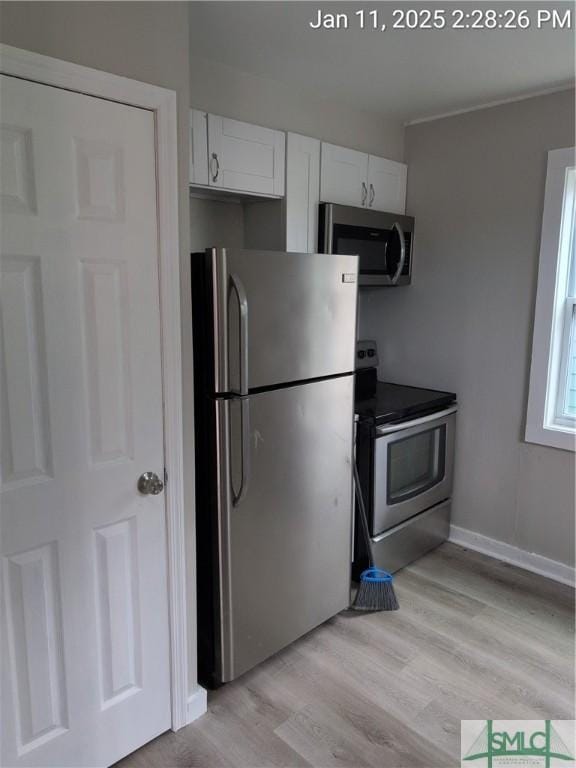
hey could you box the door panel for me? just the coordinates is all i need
[216,376,354,681]
[1,74,170,768]
[367,155,407,214]
[320,142,368,208]
[4,542,68,753]
[0,255,51,486]
[215,248,358,392]
[207,114,285,196]
[93,518,142,706]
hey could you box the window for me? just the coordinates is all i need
[555,206,576,424]
[526,148,576,451]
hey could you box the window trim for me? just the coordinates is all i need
[526,147,576,452]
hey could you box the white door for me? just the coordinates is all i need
[0,74,171,768]
[207,114,285,196]
[367,155,407,214]
[285,133,320,253]
[320,142,369,208]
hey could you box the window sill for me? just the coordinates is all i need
[525,422,576,452]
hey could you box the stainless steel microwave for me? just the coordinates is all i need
[319,203,414,287]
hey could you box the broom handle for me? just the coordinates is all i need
[353,461,374,569]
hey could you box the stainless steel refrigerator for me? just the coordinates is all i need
[192,247,358,687]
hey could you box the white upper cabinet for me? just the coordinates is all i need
[207,114,285,197]
[320,143,369,208]
[320,141,407,214]
[285,133,320,253]
[190,108,209,186]
[367,155,407,214]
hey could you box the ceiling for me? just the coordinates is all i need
[189,1,575,123]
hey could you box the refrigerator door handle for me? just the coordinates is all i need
[229,272,249,396]
[212,248,229,393]
[232,397,251,507]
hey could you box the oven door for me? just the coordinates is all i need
[372,407,456,535]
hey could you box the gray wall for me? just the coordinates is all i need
[189,55,405,161]
[189,197,246,252]
[0,1,201,697]
[360,90,575,566]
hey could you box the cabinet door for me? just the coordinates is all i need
[190,108,209,185]
[285,133,320,253]
[320,142,369,208]
[367,155,407,214]
[207,114,285,196]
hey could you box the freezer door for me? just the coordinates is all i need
[215,375,354,682]
[210,247,358,393]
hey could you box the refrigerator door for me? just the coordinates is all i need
[215,375,354,682]
[210,247,358,393]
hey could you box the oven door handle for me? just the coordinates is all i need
[375,405,457,436]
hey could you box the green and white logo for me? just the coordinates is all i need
[461,720,575,768]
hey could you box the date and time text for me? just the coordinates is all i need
[308,8,572,31]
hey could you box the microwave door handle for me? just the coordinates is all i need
[383,237,389,276]
[375,405,458,436]
[229,272,249,396]
[391,222,406,285]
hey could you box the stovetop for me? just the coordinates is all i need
[355,370,456,427]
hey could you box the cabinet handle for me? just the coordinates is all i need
[211,152,220,183]
[361,182,367,206]
[369,183,375,207]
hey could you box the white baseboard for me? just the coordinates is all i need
[449,525,575,588]
[186,686,208,725]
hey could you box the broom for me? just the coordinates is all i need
[352,462,399,611]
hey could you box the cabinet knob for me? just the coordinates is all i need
[369,183,375,207]
[361,182,367,206]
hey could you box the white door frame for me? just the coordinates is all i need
[0,44,190,731]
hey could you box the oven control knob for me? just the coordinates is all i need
[358,350,366,359]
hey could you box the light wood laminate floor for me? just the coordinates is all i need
[115,543,575,768]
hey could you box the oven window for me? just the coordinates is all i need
[387,425,446,504]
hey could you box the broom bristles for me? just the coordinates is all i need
[352,577,399,611]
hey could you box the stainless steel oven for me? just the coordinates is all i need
[319,203,414,287]
[372,406,456,535]
[354,343,457,573]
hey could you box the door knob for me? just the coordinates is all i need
[137,471,164,495]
